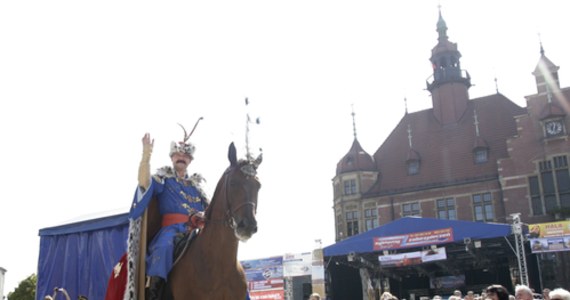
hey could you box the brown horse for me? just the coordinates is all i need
[168,142,262,299]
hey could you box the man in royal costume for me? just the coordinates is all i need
[105,120,208,300]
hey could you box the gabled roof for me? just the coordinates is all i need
[323,217,512,257]
[533,54,559,75]
[367,94,526,196]
[336,138,376,175]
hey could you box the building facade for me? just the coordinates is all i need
[333,10,570,289]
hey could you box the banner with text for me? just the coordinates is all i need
[378,247,447,267]
[529,221,570,238]
[283,252,312,277]
[529,221,570,253]
[249,290,285,300]
[373,228,454,250]
[241,256,284,299]
[430,274,465,289]
[530,237,570,253]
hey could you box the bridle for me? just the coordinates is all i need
[224,165,258,229]
[206,163,258,229]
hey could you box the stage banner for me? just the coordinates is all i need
[282,252,312,277]
[421,247,447,262]
[530,236,570,253]
[379,251,421,267]
[430,275,465,289]
[241,256,284,299]
[528,221,570,238]
[373,228,454,250]
[529,221,570,253]
[378,247,446,267]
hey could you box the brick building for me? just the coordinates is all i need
[333,10,570,289]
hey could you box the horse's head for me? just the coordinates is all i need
[223,142,262,241]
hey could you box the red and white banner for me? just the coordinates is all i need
[378,247,447,267]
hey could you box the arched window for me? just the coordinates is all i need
[473,147,489,164]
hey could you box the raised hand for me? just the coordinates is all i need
[142,133,154,155]
[139,133,154,190]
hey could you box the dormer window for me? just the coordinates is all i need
[346,155,354,166]
[473,147,489,164]
[407,159,420,175]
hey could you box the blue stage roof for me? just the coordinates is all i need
[323,217,512,257]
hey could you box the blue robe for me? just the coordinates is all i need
[130,168,207,279]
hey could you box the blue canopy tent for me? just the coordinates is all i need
[324,217,512,257]
[37,212,129,300]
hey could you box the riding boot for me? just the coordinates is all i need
[146,276,165,300]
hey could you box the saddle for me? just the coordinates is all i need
[173,228,200,266]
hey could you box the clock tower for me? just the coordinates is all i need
[426,9,472,125]
[534,44,567,139]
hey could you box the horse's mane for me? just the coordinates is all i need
[204,167,230,221]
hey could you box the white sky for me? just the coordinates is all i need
[1,0,569,295]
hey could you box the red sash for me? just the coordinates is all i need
[161,213,189,227]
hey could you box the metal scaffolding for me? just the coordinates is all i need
[511,213,529,286]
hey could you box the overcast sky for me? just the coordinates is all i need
[1,0,569,295]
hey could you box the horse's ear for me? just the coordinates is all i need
[228,142,237,166]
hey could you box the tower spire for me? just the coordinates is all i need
[351,104,357,139]
[404,97,408,114]
[407,124,413,149]
[436,4,448,42]
[473,108,480,137]
[539,33,545,56]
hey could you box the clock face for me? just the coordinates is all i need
[546,120,563,136]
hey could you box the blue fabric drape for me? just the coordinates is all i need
[37,213,129,300]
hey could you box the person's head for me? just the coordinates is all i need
[529,225,541,236]
[486,285,510,300]
[433,295,442,300]
[171,150,193,173]
[455,291,463,298]
[549,288,570,300]
[309,293,321,300]
[170,120,202,172]
[543,289,552,300]
[515,285,534,300]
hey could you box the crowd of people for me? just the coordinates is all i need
[376,285,570,300]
